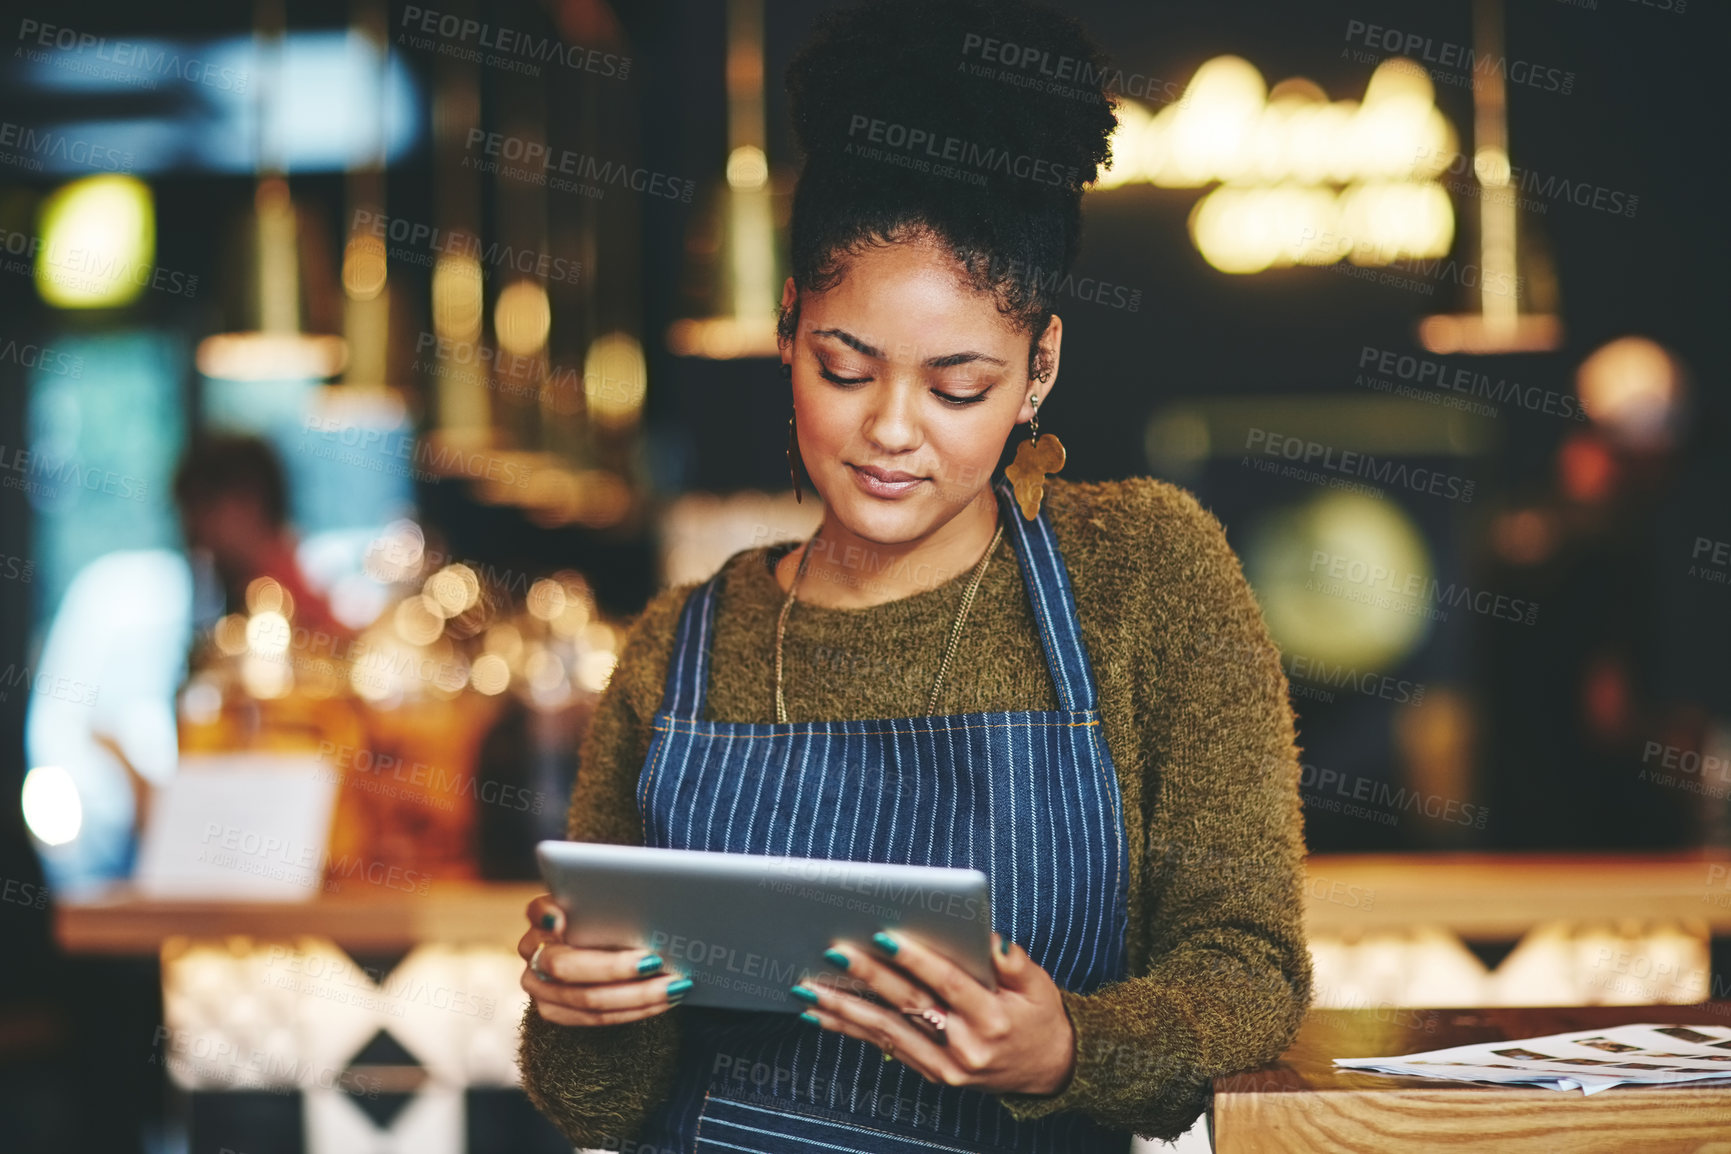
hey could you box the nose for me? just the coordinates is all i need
[862,381,920,454]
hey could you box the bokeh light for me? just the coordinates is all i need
[494,280,551,357]
[1576,336,1685,451]
[35,174,156,309]
[1106,56,1457,273]
[22,765,83,847]
[584,332,647,426]
[1244,490,1435,671]
[432,252,484,343]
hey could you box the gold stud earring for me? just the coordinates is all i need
[1005,371,1064,520]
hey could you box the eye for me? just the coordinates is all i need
[933,390,988,406]
[818,365,871,386]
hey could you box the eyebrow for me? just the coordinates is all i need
[811,328,1008,369]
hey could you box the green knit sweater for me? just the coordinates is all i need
[519,476,1313,1145]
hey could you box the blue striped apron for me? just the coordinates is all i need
[632,478,1132,1153]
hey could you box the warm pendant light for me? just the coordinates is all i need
[1419,0,1562,355]
[332,0,394,396]
[665,0,783,360]
[196,176,349,381]
[196,0,348,382]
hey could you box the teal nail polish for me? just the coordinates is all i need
[800,1010,821,1025]
[665,977,693,1001]
[539,912,557,930]
[790,984,820,1004]
[871,932,899,955]
[822,948,850,970]
[637,954,664,975]
[1000,935,1012,956]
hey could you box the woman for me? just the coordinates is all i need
[517,0,1311,1149]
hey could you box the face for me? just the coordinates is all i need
[180,493,272,573]
[781,232,1061,545]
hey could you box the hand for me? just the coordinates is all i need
[794,931,1077,1097]
[518,894,691,1026]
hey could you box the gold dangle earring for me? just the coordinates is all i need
[783,362,805,503]
[1005,367,1064,520]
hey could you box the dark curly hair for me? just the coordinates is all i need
[171,432,288,528]
[779,0,1118,373]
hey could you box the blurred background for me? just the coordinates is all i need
[0,0,1725,1150]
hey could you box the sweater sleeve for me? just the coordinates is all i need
[996,481,1313,1141]
[517,587,695,1148]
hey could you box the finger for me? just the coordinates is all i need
[517,928,545,964]
[532,995,676,1028]
[798,986,962,1088]
[802,1006,946,1088]
[533,942,667,985]
[991,933,1033,987]
[523,967,688,1013]
[818,942,937,1014]
[865,929,996,1020]
[525,894,564,936]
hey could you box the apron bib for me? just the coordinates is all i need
[633,478,1132,1153]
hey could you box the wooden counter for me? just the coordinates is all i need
[1213,1002,1731,1152]
[1302,853,1731,937]
[55,881,544,954]
[54,853,1731,956]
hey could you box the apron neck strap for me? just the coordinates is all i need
[990,476,1100,714]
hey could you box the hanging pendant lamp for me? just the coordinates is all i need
[196,0,348,382]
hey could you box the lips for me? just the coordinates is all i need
[847,463,927,498]
[851,464,924,483]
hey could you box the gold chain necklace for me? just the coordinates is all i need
[773,518,1006,722]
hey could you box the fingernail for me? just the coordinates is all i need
[790,984,820,1004]
[1000,935,1012,956]
[822,948,849,970]
[871,932,899,956]
[665,977,693,1002]
[799,1010,821,1025]
[637,954,664,975]
[539,912,557,930]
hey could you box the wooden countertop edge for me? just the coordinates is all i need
[55,881,547,953]
[1304,852,1731,936]
[1215,1078,1731,1104]
[55,853,1731,953]
[1211,1082,1731,1152]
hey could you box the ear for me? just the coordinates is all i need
[1016,313,1064,424]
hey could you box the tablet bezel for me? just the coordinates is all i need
[535,841,996,1013]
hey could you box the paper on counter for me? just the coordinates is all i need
[1334,1022,1731,1095]
[135,753,337,900]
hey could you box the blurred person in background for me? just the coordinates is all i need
[171,432,351,640]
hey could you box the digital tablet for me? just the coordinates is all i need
[535,841,995,1012]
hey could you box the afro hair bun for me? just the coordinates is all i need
[785,0,1118,199]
